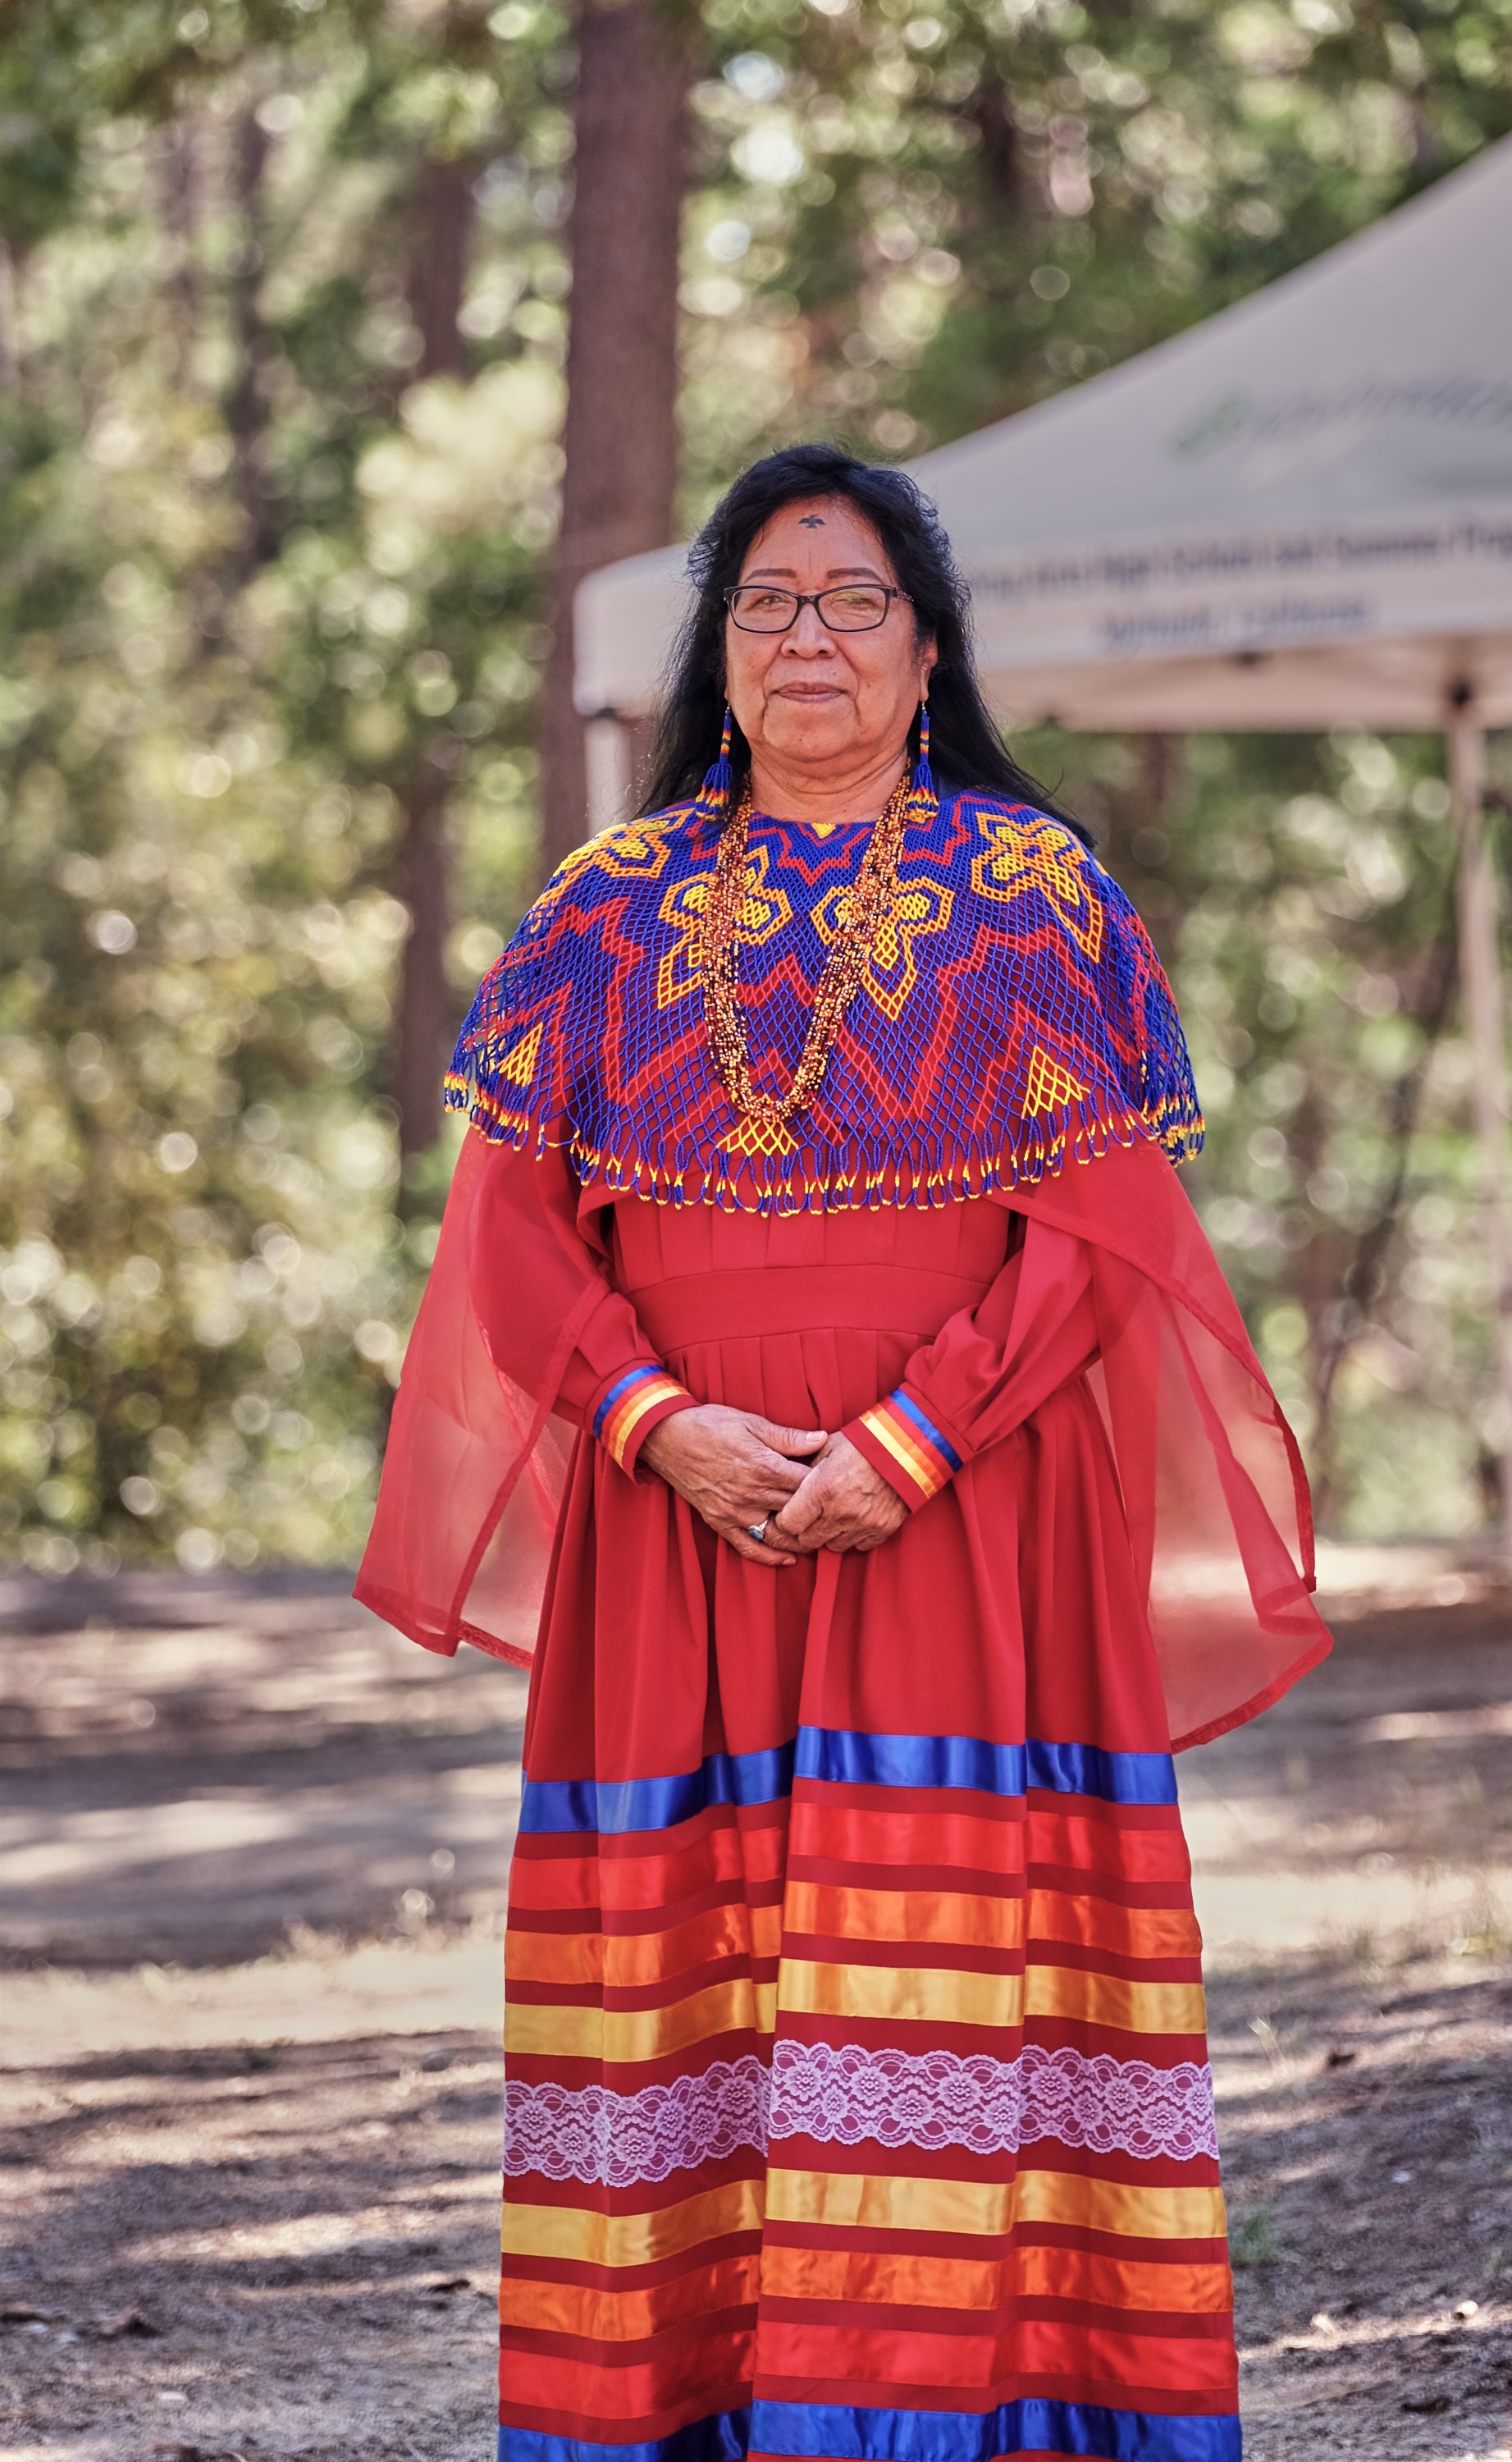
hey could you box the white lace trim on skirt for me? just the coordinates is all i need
[504,2039,1217,2186]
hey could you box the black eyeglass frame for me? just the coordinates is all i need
[724,584,912,634]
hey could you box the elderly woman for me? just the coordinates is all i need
[359,444,1328,2462]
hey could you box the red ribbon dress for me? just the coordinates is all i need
[358,786,1329,2462]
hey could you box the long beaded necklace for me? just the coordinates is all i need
[701,766,913,1131]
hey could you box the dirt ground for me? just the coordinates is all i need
[2,1553,1510,2462]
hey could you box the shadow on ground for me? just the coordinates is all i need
[1,1572,529,1970]
[2,1563,1509,2461]
[2,2019,505,2462]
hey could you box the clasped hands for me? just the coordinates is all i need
[638,1403,907,1567]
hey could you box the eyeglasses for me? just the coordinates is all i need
[724,583,909,634]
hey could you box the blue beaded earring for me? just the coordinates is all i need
[907,700,936,820]
[696,706,734,820]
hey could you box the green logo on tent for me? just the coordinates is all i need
[1172,393,1252,460]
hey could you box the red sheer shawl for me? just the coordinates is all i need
[354,1130,1329,1749]
[1008,1142,1328,1747]
[353,1131,590,1669]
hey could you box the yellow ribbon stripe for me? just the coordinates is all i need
[856,1397,952,1501]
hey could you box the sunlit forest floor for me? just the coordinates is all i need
[2,1563,1509,2462]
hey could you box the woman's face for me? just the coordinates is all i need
[724,496,937,785]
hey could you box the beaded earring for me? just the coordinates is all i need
[696,706,734,820]
[906,700,936,822]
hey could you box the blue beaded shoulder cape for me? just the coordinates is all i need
[444,785,1203,1215]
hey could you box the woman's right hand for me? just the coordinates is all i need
[639,1405,827,1565]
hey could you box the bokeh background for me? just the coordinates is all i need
[2,0,1510,1577]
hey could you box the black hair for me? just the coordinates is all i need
[637,441,1085,841]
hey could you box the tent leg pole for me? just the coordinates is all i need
[1450,716,1512,1570]
[585,712,633,839]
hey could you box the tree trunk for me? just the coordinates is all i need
[1109,732,1181,866]
[1096,733,1184,943]
[967,63,1024,212]
[0,243,18,394]
[393,767,456,1172]
[408,153,474,382]
[539,0,692,880]
[1303,875,1460,1526]
[224,107,281,580]
[393,153,479,1169]
[160,117,201,391]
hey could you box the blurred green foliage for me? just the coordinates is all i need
[1,0,1508,1573]
[1034,725,1504,1538]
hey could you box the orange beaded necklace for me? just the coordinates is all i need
[701,767,914,1132]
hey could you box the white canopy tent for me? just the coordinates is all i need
[573,142,1512,1550]
[577,141,1512,734]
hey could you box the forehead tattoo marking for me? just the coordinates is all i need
[798,514,825,528]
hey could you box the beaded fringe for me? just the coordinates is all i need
[444,1073,1199,1217]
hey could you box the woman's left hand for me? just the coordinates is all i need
[767,1433,907,1555]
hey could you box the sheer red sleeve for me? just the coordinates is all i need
[482,1162,696,1475]
[353,1129,692,1667]
[847,1138,1328,1750]
[1007,1137,1329,1749]
[844,1220,1099,1509]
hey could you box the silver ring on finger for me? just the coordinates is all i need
[746,1518,770,1545]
